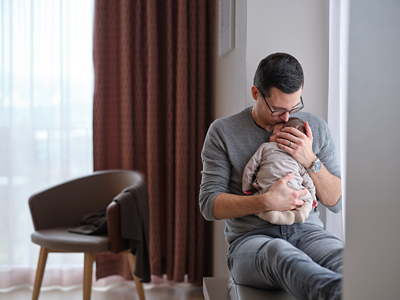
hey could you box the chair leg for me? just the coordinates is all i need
[83,253,95,300]
[32,247,49,300]
[127,253,146,300]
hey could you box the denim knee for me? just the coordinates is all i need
[263,239,301,260]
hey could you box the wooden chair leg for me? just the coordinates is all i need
[83,253,95,300]
[127,253,146,300]
[32,247,49,300]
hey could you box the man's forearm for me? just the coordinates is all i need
[213,193,267,220]
[309,163,342,207]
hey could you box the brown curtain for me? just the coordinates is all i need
[92,0,215,286]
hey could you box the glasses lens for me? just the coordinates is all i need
[271,106,303,117]
[291,107,303,114]
[271,111,288,117]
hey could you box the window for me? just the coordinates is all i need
[0,0,94,288]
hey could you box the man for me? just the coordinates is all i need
[199,53,343,300]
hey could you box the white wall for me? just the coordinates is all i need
[245,0,329,120]
[213,0,247,120]
[343,0,400,299]
[211,0,330,277]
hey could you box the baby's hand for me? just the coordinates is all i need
[312,200,318,208]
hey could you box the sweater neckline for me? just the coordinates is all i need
[249,106,273,133]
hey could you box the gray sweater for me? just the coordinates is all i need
[199,107,342,244]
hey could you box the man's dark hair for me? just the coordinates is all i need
[283,117,306,134]
[253,53,304,97]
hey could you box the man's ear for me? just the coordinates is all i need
[251,86,259,100]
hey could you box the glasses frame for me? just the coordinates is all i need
[258,87,304,117]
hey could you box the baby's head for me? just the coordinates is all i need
[269,117,306,142]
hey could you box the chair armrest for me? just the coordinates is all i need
[107,201,129,253]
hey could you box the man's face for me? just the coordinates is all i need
[259,87,303,127]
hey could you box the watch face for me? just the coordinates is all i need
[315,160,322,171]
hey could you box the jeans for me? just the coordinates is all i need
[227,224,343,300]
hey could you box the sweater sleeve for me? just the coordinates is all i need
[199,121,232,221]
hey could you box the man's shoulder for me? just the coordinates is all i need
[209,107,253,134]
[212,107,251,125]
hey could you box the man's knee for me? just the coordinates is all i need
[262,238,313,268]
[263,239,296,263]
[264,238,290,254]
[264,238,300,255]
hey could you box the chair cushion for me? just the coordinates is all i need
[31,227,109,253]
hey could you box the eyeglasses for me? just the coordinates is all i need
[258,87,304,117]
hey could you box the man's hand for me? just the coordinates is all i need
[276,121,316,169]
[275,122,342,207]
[213,172,307,219]
[262,172,307,212]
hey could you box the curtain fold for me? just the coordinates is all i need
[93,0,214,285]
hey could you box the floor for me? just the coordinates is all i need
[0,281,205,300]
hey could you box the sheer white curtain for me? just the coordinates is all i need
[0,0,94,289]
[326,0,349,242]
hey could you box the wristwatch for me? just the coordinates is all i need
[307,158,321,173]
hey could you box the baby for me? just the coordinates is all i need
[242,117,317,225]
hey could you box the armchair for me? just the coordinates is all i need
[29,170,147,300]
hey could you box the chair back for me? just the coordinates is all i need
[29,170,143,231]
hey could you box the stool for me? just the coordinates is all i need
[203,277,296,300]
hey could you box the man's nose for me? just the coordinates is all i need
[280,112,290,122]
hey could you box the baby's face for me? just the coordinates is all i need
[269,123,284,143]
